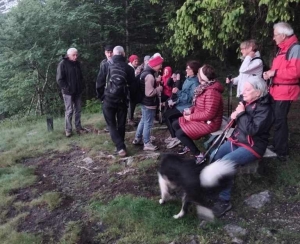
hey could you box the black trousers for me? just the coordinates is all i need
[163,108,182,137]
[103,100,128,151]
[172,119,200,155]
[128,100,137,121]
[272,100,292,156]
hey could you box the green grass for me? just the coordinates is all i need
[59,221,82,244]
[29,191,62,210]
[89,195,222,244]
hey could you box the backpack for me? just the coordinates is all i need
[105,62,129,100]
[131,69,152,104]
[250,57,269,78]
[285,42,300,59]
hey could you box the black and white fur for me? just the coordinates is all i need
[158,153,236,221]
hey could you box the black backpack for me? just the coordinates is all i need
[131,69,152,104]
[250,57,269,78]
[105,62,129,100]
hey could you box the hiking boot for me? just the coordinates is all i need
[132,138,143,145]
[143,142,158,151]
[166,138,181,149]
[65,131,72,137]
[117,149,127,157]
[164,136,173,143]
[177,146,190,155]
[195,152,205,164]
[212,200,232,218]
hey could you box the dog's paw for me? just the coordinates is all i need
[159,199,164,204]
[173,211,184,219]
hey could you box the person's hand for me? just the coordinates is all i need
[263,70,275,80]
[172,87,178,93]
[226,78,232,84]
[157,85,163,93]
[184,114,191,121]
[230,111,238,120]
[168,99,175,107]
[235,102,245,113]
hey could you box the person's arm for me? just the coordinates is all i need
[145,74,162,97]
[274,45,300,80]
[56,61,68,89]
[96,62,108,100]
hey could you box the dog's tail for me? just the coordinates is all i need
[200,159,236,187]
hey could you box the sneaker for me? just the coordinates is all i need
[177,146,190,155]
[65,131,72,137]
[212,200,232,217]
[132,138,143,145]
[143,142,158,151]
[195,152,205,164]
[117,149,127,157]
[166,138,181,149]
[164,136,173,143]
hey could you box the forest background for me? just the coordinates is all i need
[0,0,299,119]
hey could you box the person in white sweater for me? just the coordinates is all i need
[226,39,263,101]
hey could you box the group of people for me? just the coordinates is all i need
[56,21,299,217]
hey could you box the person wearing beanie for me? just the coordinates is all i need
[128,55,139,73]
[127,54,139,126]
[132,55,164,151]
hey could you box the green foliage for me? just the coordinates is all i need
[152,0,300,59]
[83,99,102,114]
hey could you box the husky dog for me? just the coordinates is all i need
[158,154,236,221]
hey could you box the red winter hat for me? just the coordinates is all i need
[148,56,164,68]
[129,55,138,63]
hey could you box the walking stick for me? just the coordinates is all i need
[227,74,233,118]
[197,119,235,164]
[158,89,163,124]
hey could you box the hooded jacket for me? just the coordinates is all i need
[179,81,224,140]
[56,56,84,95]
[233,51,263,97]
[269,35,300,100]
[229,93,274,158]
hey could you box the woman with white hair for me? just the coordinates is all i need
[210,75,274,218]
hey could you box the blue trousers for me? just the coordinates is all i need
[210,141,258,201]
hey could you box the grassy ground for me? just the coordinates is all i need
[0,101,300,244]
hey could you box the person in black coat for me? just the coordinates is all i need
[56,48,85,137]
[209,75,274,218]
[96,46,135,157]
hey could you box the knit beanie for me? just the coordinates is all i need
[148,56,164,68]
[129,55,138,63]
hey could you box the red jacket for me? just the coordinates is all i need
[179,81,224,140]
[269,35,300,100]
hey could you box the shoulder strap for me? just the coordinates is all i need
[286,42,300,60]
[250,57,262,62]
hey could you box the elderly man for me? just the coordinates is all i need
[56,48,85,137]
[263,22,300,161]
[96,46,135,157]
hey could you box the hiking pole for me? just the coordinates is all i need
[158,88,163,124]
[197,119,235,165]
[227,74,233,118]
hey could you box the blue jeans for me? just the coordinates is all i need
[210,141,258,201]
[135,105,156,144]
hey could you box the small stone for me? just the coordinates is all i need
[244,190,271,209]
[82,157,94,165]
[224,224,247,238]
